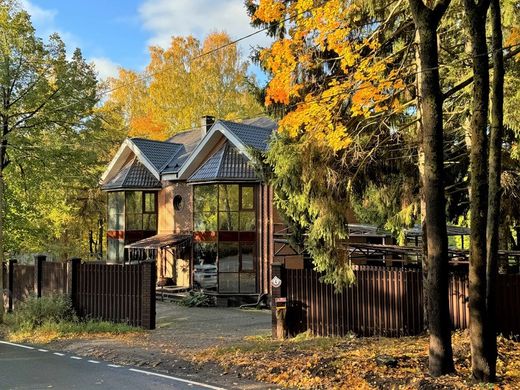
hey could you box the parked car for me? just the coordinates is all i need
[193,264,217,290]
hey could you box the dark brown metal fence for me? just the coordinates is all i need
[4,257,156,330]
[72,260,156,329]
[285,266,423,337]
[282,266,520,337]
[11,264,35,309]
[42,261,67,296]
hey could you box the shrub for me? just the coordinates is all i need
[178,290,215,307]
[14,294,76,330]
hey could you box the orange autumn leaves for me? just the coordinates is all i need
[101,32,261,141]
[252,0,406,152]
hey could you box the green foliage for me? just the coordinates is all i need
[0,1,121,259]
[8,294,140,340]
[13,294,76,329]
[265,134,354,289]
[178,290,216,307]
[351,181,419,245]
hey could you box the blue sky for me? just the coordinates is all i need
[22,0,270,83]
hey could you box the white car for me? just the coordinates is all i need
[193,264,217,290]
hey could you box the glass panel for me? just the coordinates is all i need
[241,187,254,210]
[126,213,142,230]
[240,211,256,231]
[126,192,142,214]
[218,184,239,211]
[219,211,238,231]
[143,214,157,231]
[241,243,255,271]
[193,242,217,290]
[194,185,217,212]
[144,192,156,213]
[108,192,124,230]
[194,211,217,231]
[240,273,256,293]
[107,238,124,262]
[219,273,239,293]
[219,242,239,272]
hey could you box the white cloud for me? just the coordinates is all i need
[90,57,121,80]
[138,0,271,57]
[20,1,81,52]
[20,0,57,25]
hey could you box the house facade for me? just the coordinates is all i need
[101,117,283,296]
[100,116,398,299]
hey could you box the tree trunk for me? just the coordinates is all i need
[409,0,454,376]
[484,0,504,381]
[0,113,7,323]
[98,217,104,260]
[463,0,492,381]
[416,30,429,329]
[0,168,4,323]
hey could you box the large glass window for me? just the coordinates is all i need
[193,242,217,290]
[108,192,125,230]
[194,185,218,231]
[193,184,257,293]
[107,238,125,263]
[125,191,157,231]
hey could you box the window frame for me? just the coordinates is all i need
[192,183,258,294]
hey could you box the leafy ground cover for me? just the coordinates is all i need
[0,295,141,344]
[194,331,520,389]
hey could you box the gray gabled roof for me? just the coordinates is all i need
[219,119,276,151]
[188,142,258,183]
[131,138,183,172]
[101,158,162,190]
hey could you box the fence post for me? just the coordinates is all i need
[67,258,81,308]
[7,259,16,312]
[271,262,286,339]
[34,255,46,298]
[140,260,156,330]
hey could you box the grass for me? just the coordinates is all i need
[4,316,141,344]
[1,295,142,344]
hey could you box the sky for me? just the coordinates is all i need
[21,0,270,83]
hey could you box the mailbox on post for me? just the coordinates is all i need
[274,297,287,339]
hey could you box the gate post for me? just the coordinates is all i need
[141,260,156,330]
[67,258,81,309]
[271,262,286,339]
[7,259,16,312]
[34,255,46,298]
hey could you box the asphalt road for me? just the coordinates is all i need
[0,341,226,390]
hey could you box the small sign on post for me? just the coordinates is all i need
[271,276,282,288]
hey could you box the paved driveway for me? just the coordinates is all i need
[48,302,273,389]
[155,302,272,350]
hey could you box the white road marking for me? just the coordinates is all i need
[1,340,227,389]
[38,349,48,352]
[0,341,34,350]
[128,368,226,390]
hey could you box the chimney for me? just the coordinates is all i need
[200,115,215,137]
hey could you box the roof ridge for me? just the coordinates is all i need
[219,119,273,130]
[131,137,183,146]
[119,157,136,187]
[216,142,230,178]
[159,145,185,173]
